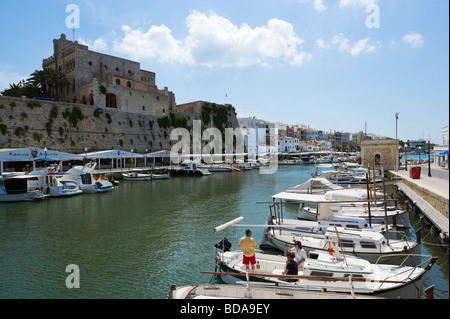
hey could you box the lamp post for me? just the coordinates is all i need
[85,147,88,163]
[404,143,408,171]
[395,112,399,171]
[426,136,432,177]
[418,146,421,164]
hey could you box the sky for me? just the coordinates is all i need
[0,0,448,144]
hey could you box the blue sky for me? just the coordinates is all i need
[0,0,448,144]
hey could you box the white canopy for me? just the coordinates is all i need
[146,150,181,158]
[84,150,145,159]
[0,148,84,162]
[272,191,365,203]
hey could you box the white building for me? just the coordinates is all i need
[434,125,449,168]
[238,117,277,156]
[278,137,300,153]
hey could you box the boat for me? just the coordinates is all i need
[261,224,421,266]
[286,177,382,196]
[273,191,410,227]
[172,160,211,176]
[300,156,315,164]
[28,165,82,197]
[60,162,114,193]
[123,172,152,181]
[150,172,170,180]
[0,175,45,202]
[167,283,383,299]
[214,247,437,299]
[198,163,233,172]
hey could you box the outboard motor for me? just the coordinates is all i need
[215,237,232,252]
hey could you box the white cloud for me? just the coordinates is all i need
[298,0,327,11]
[317,33,379,56]
[0,67,27,91]
[113,11,312,68]
[338,0,378,8]
[402,32,424,48]
[312,0,328,11]
[78,36,108,51]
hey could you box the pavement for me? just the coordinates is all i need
[390,165,449,200]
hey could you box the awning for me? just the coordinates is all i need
[437,151,449,156]
[84,150,145,159]
[0,148,84,162]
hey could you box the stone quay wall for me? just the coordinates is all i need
[0,96,240,154]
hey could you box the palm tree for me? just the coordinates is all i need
[27,68,69,100]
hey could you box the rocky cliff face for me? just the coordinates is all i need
[0,96,240,154]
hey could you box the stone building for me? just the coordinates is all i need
[42,34,176,116]
[360,139,398,171]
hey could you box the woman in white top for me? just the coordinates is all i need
[286,241,307,268]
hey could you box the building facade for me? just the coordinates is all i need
[361,139,398,171]
[42,34,176,116]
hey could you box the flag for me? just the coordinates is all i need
[328,242,334,256]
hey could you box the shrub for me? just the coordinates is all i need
[50,105,59,119]
[27,100,42,109]
[0,124,7,135]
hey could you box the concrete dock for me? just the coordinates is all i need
[390,165,449,244]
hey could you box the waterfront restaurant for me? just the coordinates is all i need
[84,150,145,170]
[0,147,84,174]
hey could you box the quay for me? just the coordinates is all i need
[390,165,449,245]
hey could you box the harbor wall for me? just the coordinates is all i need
[0,96,240,154]
[400,178,449,219]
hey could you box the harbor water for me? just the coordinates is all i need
[0,165,448,299]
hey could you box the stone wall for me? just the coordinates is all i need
[0,96,240,154]
[361,139,398,170]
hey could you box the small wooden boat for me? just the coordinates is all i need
[167,283,383,299]
[214,249,437,299]
[123,172,152,181]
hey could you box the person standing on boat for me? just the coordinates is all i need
[238,229,257,273]
[286,241,307,269]
[282,252,298,282]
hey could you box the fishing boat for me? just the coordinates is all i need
[123,172,152,181]
[150,172,170,180]
[199,164,233,172]
[214,248,437,299]
[172,160,211,176]
[0,175,45,202]
[167,283,383,299]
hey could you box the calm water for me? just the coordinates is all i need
[0,165,448,299]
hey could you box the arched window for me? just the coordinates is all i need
[127,81,132,88]
[375,154,381,165]
[116,79,121,85]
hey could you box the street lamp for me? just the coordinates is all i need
[395,112,399,171]
[404,143,408,171]
[426,136,432,177]
[418,146,422,164]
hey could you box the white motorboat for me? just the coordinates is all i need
[167,283,383,299]
[273,191,410,227]
[61,162,114,193]
[172,160,211,176]
[214,248,437,299]
[0,175,45,202]
[123,172,152,181]
[28,165,82,197]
